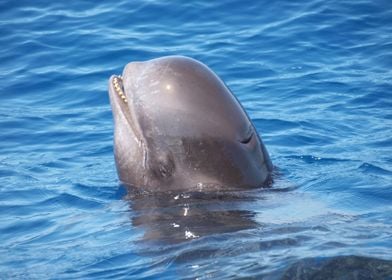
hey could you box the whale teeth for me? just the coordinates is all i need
[112,75,127,103]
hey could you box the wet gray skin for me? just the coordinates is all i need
[108,56,273,192]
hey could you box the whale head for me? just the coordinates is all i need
[108,56,272,191]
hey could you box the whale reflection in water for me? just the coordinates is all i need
[126,189,263,243]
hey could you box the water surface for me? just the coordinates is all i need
[1,0,391,278]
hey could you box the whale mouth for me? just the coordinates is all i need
[108,74,133,126]
[109,74,146,146]
[111,75,128,103]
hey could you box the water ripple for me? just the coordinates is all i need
[1,0,391,278]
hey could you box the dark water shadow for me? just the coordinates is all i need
[277,255,392,280]
[124,188,265,244]
[122,169,294,244]
[120,185,392,278]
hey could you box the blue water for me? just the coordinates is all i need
[1,0,391,278]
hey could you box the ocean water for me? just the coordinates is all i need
[1,0,391,278]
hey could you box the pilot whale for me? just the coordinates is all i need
[108,56,272,191]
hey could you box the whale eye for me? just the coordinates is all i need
[151,153,175,179]
[240,131,254,144]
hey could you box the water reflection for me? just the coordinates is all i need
[125,189,262,243]
[121,186,392,278]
